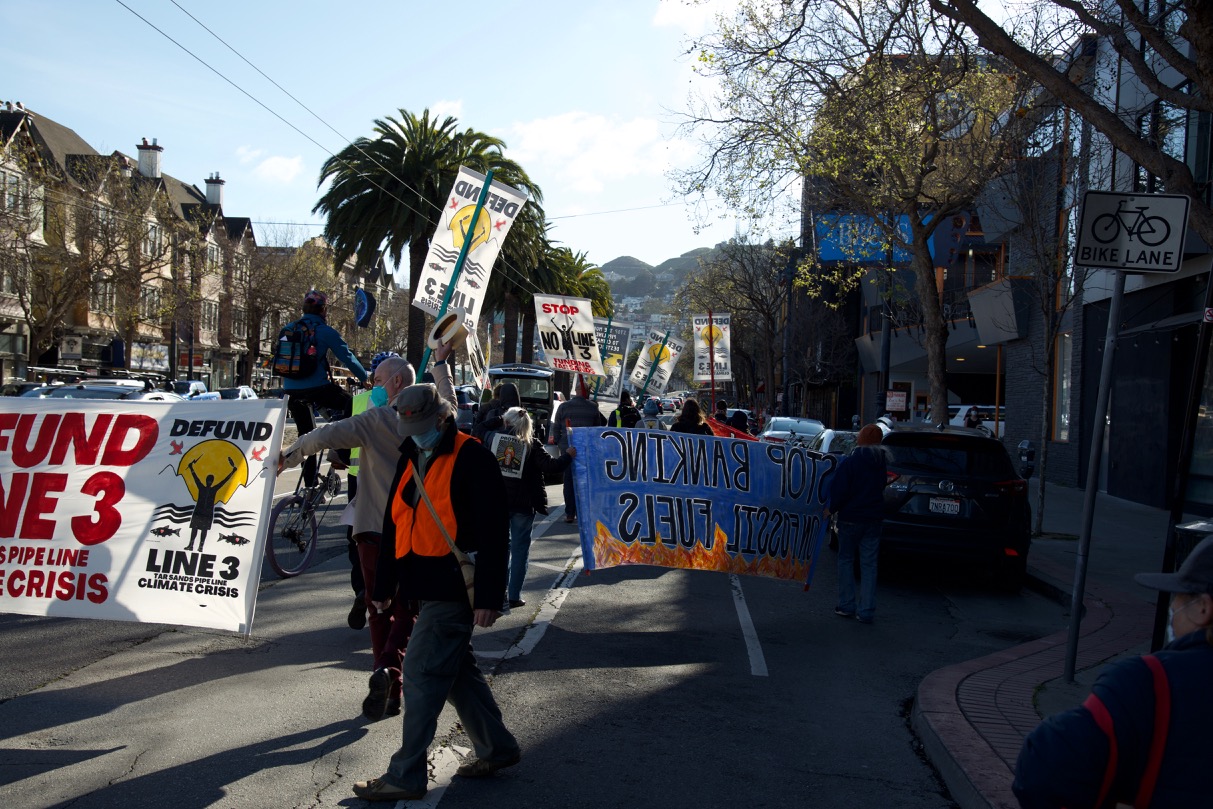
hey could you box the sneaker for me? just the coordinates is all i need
[362,668,391,721]
[834,607,855,618]
[563,515,577,524]
[856,615,874,624]
[509,599,526,609]
[384,698,401,717]
[348,594,367,630]
[352,777,425,802]
[455,751,521,778]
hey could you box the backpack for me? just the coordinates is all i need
[272,319,321,380]
[612,406,641,429]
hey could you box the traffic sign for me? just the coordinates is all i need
[1075,191,1190,273]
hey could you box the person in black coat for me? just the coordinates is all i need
[825,424,887,624]
[498,407,574,608]
[669,399,713,435]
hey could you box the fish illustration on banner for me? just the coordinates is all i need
[534,294,602,376]
[570,427,832,584]
[627,328,685,394]
[693,313,733,382]
[412,167,529,333]
[0,400,286,635]
[592,319,631,403]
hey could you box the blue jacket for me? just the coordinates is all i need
[826,446,887,523]
[1013,630,1213,808]
[281,313,368,390]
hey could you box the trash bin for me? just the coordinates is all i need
[1174,520,1213,571]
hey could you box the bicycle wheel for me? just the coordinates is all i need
[1137,215,1171,246]
[265,494,318,578]
[1090,212,1120,243]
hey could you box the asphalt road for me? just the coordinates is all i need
[0,481,1071,807]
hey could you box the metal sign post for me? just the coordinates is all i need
[1063,191,1191,682]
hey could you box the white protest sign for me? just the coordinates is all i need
[535,295,602,376]
[693,313,732,382]
[0,400,286,634]
[412,167,529,331]
[627,329,685,394]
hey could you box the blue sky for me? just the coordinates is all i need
[1,0,773,273]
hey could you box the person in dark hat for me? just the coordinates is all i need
[608,390,641,429]
[551,375,606,523]
[1013,535,1213,808]
[353,384,519,802]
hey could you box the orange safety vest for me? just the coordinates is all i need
[392,431,472,558]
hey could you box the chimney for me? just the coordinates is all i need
[205,172,225,206]
[136,137,163,179]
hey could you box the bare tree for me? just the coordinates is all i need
[678,0,1031,422]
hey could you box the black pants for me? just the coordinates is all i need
[286,382,353,487]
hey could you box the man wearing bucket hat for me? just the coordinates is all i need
[1013,535,1213,808]
[353,383,518,802]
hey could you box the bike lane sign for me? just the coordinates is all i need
[1076,191,1190,272]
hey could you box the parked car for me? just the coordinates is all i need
[454,385,480,433]
[756,416,826,445]
[486,364,562,478]
[946,405,1006,438]
[874,420,1031,589]
[218,386,258,400]
[39,384,184,402]
[806,428,859,457]
[172,380,210,399]
[3,380,52,397]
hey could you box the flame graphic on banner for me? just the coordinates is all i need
[590,521,811,582]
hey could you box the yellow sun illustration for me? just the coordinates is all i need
[450,205,492,252]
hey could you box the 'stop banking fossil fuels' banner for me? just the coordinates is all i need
[571,427,833,583]
[0,400,286,634]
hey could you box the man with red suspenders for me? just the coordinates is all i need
[1013,536,1213,808]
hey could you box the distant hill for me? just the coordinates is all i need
[600,256,653,278]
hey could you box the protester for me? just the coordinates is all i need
[963,407,983,429]
[473,382,521,441]
[642,394,660,418]
[552,376,606,524]
[279,344,456,722]
[498,406,575,608]
[608,390,642,428]
[670,399,713,435]
[1012,535,1213,808]
[713,399,728,423]
[471,383,504,438]
[728,407,750,433]
[282,290,369,487]
[353,384,519,802]
[825,424,887,624]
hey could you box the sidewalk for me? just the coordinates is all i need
[912,481,1182,809]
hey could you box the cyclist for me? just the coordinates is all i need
[283,289,369,486]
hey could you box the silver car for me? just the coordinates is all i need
[756,416,826,446]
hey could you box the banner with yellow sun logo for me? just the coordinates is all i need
[0,399,287,634]
[412,166,529,333]
[570,427,832,584]
[693,313,732,382]
[627,328,686,394]
[592,318,632,403]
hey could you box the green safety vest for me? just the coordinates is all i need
[348,390,371,477]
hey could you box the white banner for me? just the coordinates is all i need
[0,400,286,633]
[412,167,529,333]
[534,295,602,376]
[693,313,733,382]
[627,329,685,395]
[592,318,631,403]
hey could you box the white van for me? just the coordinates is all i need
[948,405,1006,438]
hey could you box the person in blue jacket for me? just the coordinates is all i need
[824,423,887,624]
[283,289,369,486]
[1013,535,1213,809]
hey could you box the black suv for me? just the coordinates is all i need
[876,422,1031,588]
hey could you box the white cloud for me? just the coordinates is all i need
[252,155,304,184]
[507,112,692,194]
[235,145,264,165]
[429,99,463,121]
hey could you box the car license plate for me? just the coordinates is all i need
[929,497,960,515]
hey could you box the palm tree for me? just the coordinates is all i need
[314,108,541,368]
[485,203,551,363]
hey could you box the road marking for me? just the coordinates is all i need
[394,743,468,808]
[730,574,768,677]
[475,550,582,661]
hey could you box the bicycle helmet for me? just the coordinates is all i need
[370,350,400,375]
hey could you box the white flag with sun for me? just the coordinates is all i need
[693,313,732,382]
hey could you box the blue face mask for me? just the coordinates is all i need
[411,424,444,449]
[369,385,388,407]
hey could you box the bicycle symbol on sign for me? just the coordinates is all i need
[1091,200,1171,246]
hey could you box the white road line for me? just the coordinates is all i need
[730,574,768,677]
[475,549,583,661]
[391,744,469,808]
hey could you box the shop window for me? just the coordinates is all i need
[1053,333,1072,442]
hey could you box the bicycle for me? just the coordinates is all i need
[264,455,343,578]
[1091,200,1171,246]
